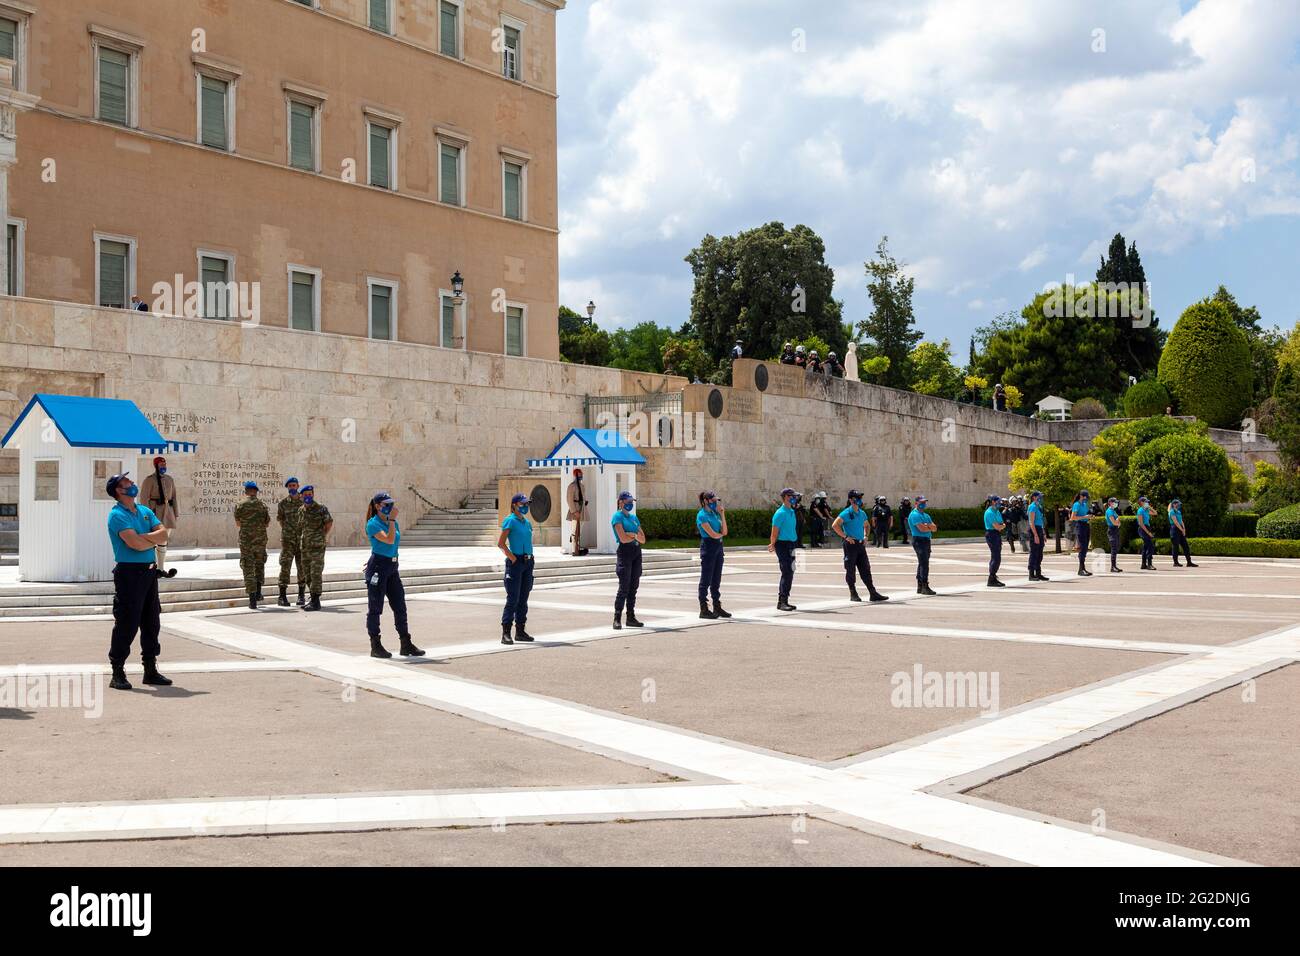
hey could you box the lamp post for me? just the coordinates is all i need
[586,300,596,322]
[451,271,465,348]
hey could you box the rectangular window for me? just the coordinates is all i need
[97,239,130,308]
[440,1,459,57]
[368,123,393,189]
[92,460,125,501]
[503,161,523,220]
[0,17,17,83]
[97,47,131,125]
[369,282,395,340]
[34,460,59,502]
[502,25,520,80]
[440,143,461,204]
[289,100,316,171]
[200,254,232,319]
[369,0,390,34]
[199,74,230,150]
[290,269,317,331]
[6,221,18,297]
[440,294,457,347]
[505,305,524,356]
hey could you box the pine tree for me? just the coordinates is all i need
[856,236,922,389]
[1096,232,1162,382]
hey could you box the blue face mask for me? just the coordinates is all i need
[623,501,634,512]
[158,468,167,476]
[124,483,139,498]
[708,500,718,511]
[381,503,393,516]
[518,504,529,515]
[303,495,314,505]
[287,488,299,497]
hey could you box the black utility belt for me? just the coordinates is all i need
[115,562,156,572]
[511,553,533,561]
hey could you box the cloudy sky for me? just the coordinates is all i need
[555,0,1300,351]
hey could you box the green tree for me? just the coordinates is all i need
[684,221,844,363]
[862,355,891,383]
[856,236,922,389]
[908,339,963,398]
[1008,445,1105,550]
[1071,398,1107,420]
[1122,379,1171,418]
[1090,416,1207,499]
[1128,432,1232,532]
[608,321,672,374]
[661,336,714,382]
[1095,232,1164,379]
[557,306,612,366]
[1210,285,1283,405]
[1157,298,1253,428]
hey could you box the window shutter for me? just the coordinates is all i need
[6,222,16,296]
[440,3,458,57]
[291,272,315,331]
[441,296,456,346]
[369,125,391,189]
[98,49,130,125]
[201,256,230,319]
[506,306,523,356]
[370,0,389,33]
[200,76,228,149]
[98,241,129,308]
[440,144,459,204]
[503,162,521,219]
[290,101,314,170]
[0,18,16,62]
[371,286,392,340]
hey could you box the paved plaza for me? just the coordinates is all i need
[1,542,1296,867]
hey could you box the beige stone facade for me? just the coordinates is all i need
[5,0,562,358]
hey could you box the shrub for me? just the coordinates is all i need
[1090,416,1206,499]
[1128,432,1231,533]
[1216,512,1259,537]
[1123,379,1171,419]
[1257,503,1300,540]
[1250,461,1300,515]
[926,507,985,531]
[1157,299,1253,427]
[1126,537,1300,558]
[1228,459,1251,504]
[1071,397,1107,420]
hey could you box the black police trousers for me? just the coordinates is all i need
[775,540,796,602]
[1108,527,1122,567]
[1028,528,1046,576]
[365,553,408,639]
[912,537,931,583]
[843,539,878,592]
[615,542,642,615]
[1076,522,1091,570]
[985,530,1003,577]
[1171,529,1193,563]
[698,536,724,603]
[109,562,162,665]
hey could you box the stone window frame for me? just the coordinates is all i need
[93,230,137,309]
[438,287,467,351]
[193,55,242,153]
[502,300,527,357]
[0,1,35,92]
[7,215,25,296]
[33,458,60,502]
[363,106,402,192]
[89,24,144,129]
[369,0,394,36]
[435,125,470,207]
[366,276,399,342]
[284,82,326,173]
[287,263,322,333]
[439,0,464,60]
[499,14,525,81]
[500,146,530,222]
[196,247,237,320]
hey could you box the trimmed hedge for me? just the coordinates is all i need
[1217,512,1260,537]
[1123,379,1171,419]
[1157,299,1252,427]
[1128,433,1231,533]
[1124,537,1300,559]
[637,504,990,540]
[1088,511,1257,548]
[1257,503,1300,540]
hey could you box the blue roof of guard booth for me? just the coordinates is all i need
[539,428,646,465]
[1,394,169,450]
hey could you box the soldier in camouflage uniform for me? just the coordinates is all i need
[298,484,333,612]
[276,476,306,607]
[234,480,270,610]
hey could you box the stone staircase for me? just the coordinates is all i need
[0,550,697,618]
[403,480,501,547]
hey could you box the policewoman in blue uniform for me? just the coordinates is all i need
[984,495,1007,587]
[1105,497,1124,573]
[768,488,800,611]
[1135,495,1158,570]
[105,473,172,691]
[497,493,536,645]
[364,492,424,660]
[1070,491,1094,576]
[831,489,888,603]
[1026,490,1049,581]
[696,490,731,620]
[611,491,646,629]
[1168,499,1197,567]
[908,494,937,595]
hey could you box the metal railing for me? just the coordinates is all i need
[584,390,683,429]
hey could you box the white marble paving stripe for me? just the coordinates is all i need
[837,626,1300,789]
[0,784,797,844]
[1029,588,1300,600]
[0,659,309,678]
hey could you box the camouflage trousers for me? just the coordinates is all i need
[240,542,267,595]
[278,537,304,587]
[302,546,326,595]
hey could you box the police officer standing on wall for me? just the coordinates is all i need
[696,490,730,619]
[611,491,646,629]
[1136,495,1157,570]
[909,494,938,595]
[794,345,807,370]
[769,488,800,611]
[105,473,172,691]
[299,485,332,611]
[364,492,424,659]
[1168,499,1198,567]
[780,342,796,365]
[234,480,270,609]
[1105,497,1124,572]
[1070,490,1094,576]
[498,493,535,645]
[832,490,889,603]
[277,476,306,607]
[984,494,1007,587]
[1026,490,1049,581]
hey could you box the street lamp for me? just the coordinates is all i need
[586,300,596,320]
[451,270,465,304]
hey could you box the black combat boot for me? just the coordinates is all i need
[848,587,863,602]
[248,594,258,610]
[921,583,938,596]
[868,589,889,602]
[987,575,1006,588]
[777,600,797,611]
[369,637,392,659]
[296,585,306,607]
[142,659,172,686]
[304,593,321,611]
[109,663,132,691]
[612,613,622,630]
[699,601,717,619]
[624,611,643,628]
[501,625,514,645]
[917,583,925,594]
[278,587,289,607]
[712,600,731,619]
[399,635,425,657]
[514,623,535,642]
[1186,561,1198,567]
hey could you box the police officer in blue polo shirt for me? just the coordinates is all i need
[104,473,173,691]
[768,488,800,611]
[1070,490,1094,576]
[984,495,1007,587]
[1026,490,1049,581]
[497,493,536,645]
[1168,499,1198,568]
[832,489,889,603]
[908,494,938,595]
[1135,495,1158,571]
[611,491,646,630]
[696,490,730,620]
[1104,497,1124,573]
[364,492,424,660]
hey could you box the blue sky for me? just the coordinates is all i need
[555,0,1300,352]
